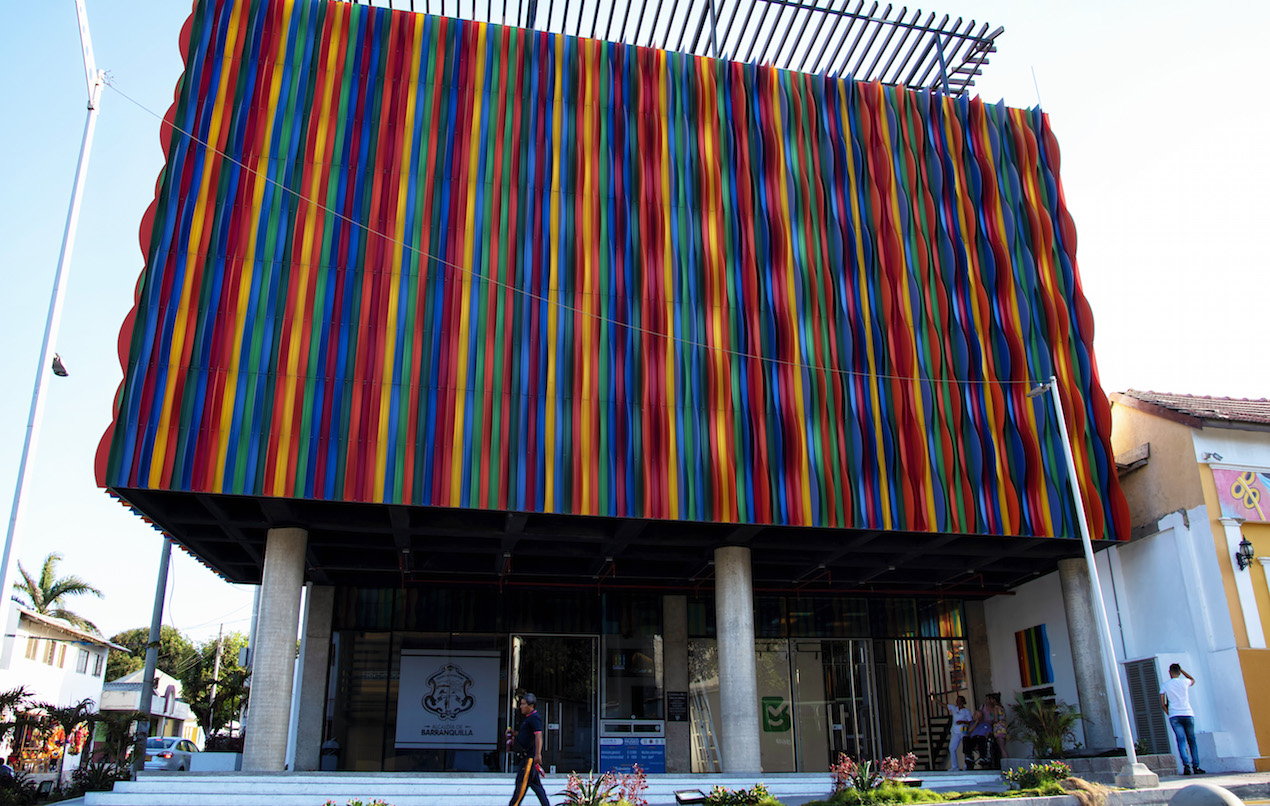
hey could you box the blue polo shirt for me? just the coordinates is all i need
[514,709,543,755]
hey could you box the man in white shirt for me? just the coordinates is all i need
[932,693,974,771]
[1159,663,1204,775]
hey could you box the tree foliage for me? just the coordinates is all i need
[104,626,251,736]
[105,625,197,683]
[11,553,103,634]
[180,632,250,736]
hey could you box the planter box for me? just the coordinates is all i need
[1001,754,1175,784]
[191,752,242,771]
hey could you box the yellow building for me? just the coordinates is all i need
[1111,391,1270,771]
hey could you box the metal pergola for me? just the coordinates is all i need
[346,0,1002,96]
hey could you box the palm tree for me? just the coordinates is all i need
[12,553,103,634]
[0,686,38,749]
[37,698,97,786]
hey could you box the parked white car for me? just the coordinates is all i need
[143,737,197,771]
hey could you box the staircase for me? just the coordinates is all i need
[85,770,1006,806]
[913,714,952,771]
[85,772,836,806]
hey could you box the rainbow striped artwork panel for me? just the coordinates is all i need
[1015,624,1054,688]
[98,0,1129,541]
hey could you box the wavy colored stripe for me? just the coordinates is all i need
[100,0,1129,543]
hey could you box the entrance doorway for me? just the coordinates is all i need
[797,640,881,768]
[509,635,599,773]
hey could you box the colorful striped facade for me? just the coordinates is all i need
[97,0,1129,541]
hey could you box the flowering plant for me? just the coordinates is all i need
[831,753,919,792]
[560,766,648,806]
[560,772,618,806]
[880,752,917,780]
[617,763,648,806]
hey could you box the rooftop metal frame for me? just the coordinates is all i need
[345,0,1002,96]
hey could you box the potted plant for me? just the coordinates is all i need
[1009,692,1085,760]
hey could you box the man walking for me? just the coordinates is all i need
[509,693,551,806]
[1160,664,1205,775]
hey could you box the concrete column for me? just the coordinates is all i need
[243,527,308,771]
[1057,557,1115,750]
[662,595,690,773]
[1221,518,1265,648]
[293,585,335,771]
[964,600,992,702]
[714,546,760,773]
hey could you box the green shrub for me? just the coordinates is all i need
[1001,762,1072,791]
[70,760,130,794]
[1008,693,1084,759]
[941,782,1064,801]
[703,783,778,806]
[835,781,943,806]
[0,770,38,806]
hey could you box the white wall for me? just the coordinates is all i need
[0,619,109,708]
[1108,509,1260,771]
[984,508,1260,771]
[982,572,1083,758]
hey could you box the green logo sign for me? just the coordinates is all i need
[761,696,791,732]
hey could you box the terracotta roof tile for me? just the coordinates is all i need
[1118,390,1270,426]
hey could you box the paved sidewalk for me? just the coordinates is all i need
[64,769,1270,806]
[935,771,1270,806]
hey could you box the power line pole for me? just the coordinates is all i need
[132,537,172,778]
[207,624,223,738]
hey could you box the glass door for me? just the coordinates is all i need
[792,640,880,770]
[509,634,599,773]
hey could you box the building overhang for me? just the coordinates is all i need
[110,487,1107,599]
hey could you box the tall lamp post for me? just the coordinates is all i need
[1029,376,1158,788]
[0,0,105,645]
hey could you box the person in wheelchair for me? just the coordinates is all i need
[964,701,994,770]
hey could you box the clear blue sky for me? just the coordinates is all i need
[0,0,1265,643]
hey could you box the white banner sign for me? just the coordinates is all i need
[395,650,500,749]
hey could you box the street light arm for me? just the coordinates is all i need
[73,0,99,100]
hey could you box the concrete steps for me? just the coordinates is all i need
[83,770,1006,806]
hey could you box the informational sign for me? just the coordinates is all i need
[395,650,499,749]
[761,696,791,732]
[666,692,688,722]
[599,737,665,773]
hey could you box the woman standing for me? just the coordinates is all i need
[987,693,1009,769]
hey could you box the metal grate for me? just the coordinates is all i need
[1125,658,1171,755]
[343,0,1001,96]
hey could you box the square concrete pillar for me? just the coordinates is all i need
[293,585,335,771]
[243,527,308,771]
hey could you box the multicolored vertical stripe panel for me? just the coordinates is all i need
[1015,624,1054,687]
[97,0,1129,541]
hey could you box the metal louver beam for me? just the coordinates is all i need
[349,0,1001,95]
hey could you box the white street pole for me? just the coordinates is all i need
[1036,375,1158,788]
[0,0,104,650]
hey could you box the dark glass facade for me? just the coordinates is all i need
[323,588,969,773]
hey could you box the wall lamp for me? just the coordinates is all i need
[1236,537,1256,571]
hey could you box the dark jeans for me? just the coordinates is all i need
[510,756,550,806]
[1169,715,1198,768]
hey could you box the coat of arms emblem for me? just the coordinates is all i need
[422,664,475,720]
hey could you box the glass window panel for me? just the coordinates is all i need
[756,597,786,638]
[687,639,720,772]
[755,640,795,772]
